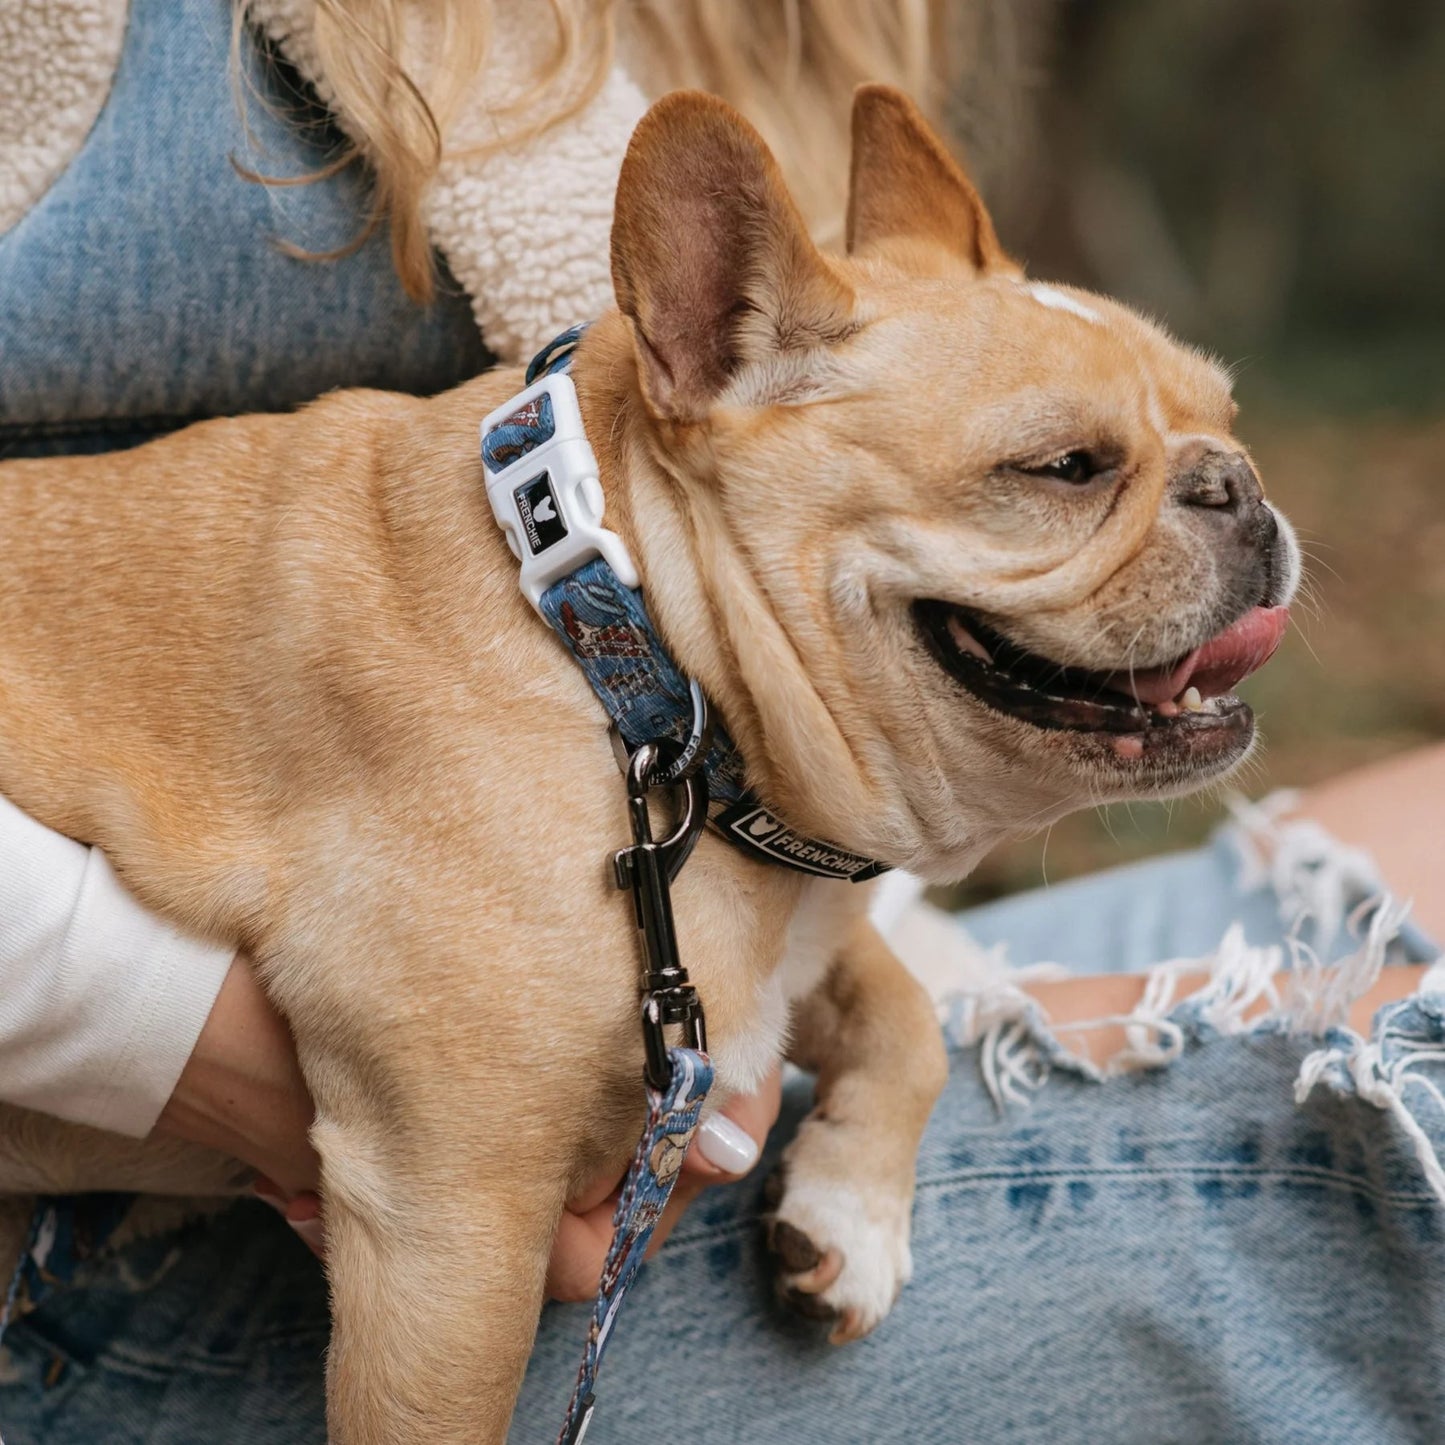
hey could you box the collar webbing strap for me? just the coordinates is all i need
[527,323,590,384]
[538,558,888,880]
[483,327,889,883]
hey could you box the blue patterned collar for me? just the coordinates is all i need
[480,327,888,882]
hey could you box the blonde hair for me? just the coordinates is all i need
[240,1,980,302]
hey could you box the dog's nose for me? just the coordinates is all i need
[1171,449,1264,515]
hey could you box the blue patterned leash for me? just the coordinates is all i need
[556,732,715,1444]
[557,1047,713,1445]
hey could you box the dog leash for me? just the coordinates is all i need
[481,329,886,1440]
[487,330,718,1443]
[556,736,714,1444]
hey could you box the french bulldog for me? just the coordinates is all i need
[0,85,1296,1441]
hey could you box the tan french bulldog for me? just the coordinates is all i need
[0,87,1296,1441]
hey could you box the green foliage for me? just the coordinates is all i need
[1018,0,1445,411]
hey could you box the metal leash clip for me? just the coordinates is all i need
[612,732,710,1090]
[608,678,713,788]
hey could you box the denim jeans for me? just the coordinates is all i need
[3,815,1442,1445]
[0,0,488,459]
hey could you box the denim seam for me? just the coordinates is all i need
[93,1334,327,1383]
[661,1219,764,1254]
[658,1164,1439,1262]
[0,413,214,442]
[911,1163,1439,1206]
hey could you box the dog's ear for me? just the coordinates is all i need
[846,84,1013,275]
[611,91,854,424]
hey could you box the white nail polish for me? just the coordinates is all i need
[697,1114,760,1175]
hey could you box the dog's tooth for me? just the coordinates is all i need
[946,613,993,665]
[1181,686,1204,712]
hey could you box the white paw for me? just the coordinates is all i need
[765,1157,913,1343]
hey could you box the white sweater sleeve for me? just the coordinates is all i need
[0,795,236,1138]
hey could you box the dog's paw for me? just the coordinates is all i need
[763,1143,913,1344]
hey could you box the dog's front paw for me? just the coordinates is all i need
[763,1125,914,1344]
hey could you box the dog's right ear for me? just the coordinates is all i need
[610,91,854,425]
[846,84,1013,276]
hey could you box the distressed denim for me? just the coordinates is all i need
[3,818,1442,1445]
[0,0,489,459]
[959,810,1439,977]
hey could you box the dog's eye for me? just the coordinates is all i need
[1026,450,1099,484]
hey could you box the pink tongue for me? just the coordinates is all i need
[1104,606,1290,706]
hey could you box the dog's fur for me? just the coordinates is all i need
[0,88,1297,1440]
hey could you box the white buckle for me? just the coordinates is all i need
[479,373,639,612]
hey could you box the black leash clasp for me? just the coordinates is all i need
[612,737,709,1090]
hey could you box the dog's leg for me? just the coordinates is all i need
[317,1104,565,1445]
[767,916,947,1343]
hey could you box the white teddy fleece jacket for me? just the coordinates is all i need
[0,0,646,1138]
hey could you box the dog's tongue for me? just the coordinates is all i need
[1103,606,1290,707]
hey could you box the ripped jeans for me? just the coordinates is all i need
[2,804,1442,1445]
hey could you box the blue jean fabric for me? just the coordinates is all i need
[0,0,489,459]
[3,835,1443,1445]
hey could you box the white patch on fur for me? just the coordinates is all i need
[1026,284,1101,325]
[705,992,790,1104]
[1145,383,1169,438]
[773,1176,914,1331]
[1165,430,1228,455]
[1267,504,1303,604]
[705,879,848,1098]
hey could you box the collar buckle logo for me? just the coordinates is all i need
[480,372,639,611]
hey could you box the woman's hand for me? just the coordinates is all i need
[546,1065,784,1302]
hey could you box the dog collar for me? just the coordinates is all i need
[480,327,888,883]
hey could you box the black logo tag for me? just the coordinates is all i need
[714,800,888,881]
[514,472,568,555]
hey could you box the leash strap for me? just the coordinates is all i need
[558,1046,714,1445]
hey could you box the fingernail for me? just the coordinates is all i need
[288,1217,326,1255]
[697,1114,760,1175]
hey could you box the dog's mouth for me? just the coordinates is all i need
[914,600,1290,744]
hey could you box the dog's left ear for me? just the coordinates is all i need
[846,84,1015,276]
[611,91,855,424]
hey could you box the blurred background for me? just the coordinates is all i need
[938,0,1445,904]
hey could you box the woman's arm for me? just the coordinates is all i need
[0,793,235,1137]
[153,952,319,1195]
